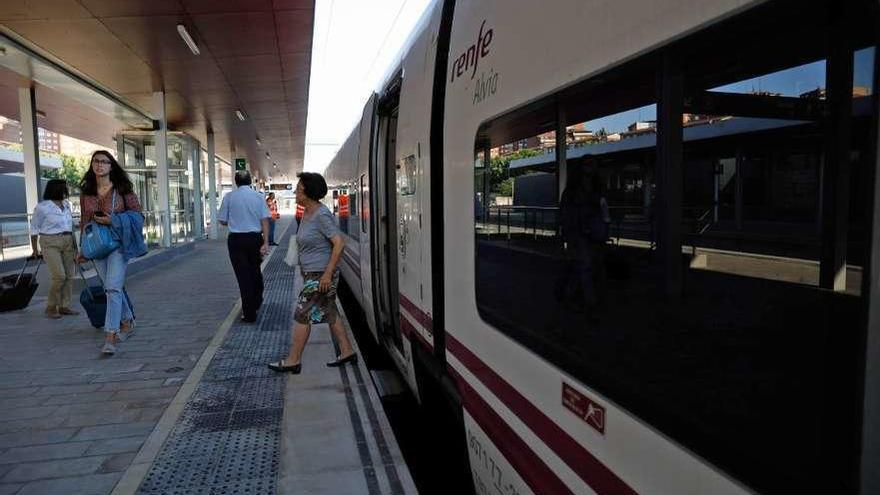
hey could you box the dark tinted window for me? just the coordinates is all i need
[474,2,878,493]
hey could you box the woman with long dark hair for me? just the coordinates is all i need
[77,150,142,355]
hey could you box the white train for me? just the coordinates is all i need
[323,0,880,493]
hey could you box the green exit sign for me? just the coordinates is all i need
[235,158,247,171]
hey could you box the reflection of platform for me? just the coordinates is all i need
[476,236,862,493]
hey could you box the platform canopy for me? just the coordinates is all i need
[0,0,314,180]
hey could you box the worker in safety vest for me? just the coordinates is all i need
[338,194,349,232]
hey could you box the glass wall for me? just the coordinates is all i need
[118,132,204,247]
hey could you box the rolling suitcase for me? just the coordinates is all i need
[0,257,42,312]
[79,263,134,329]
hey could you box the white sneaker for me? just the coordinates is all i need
[118,327,136,342]
[101,342,116,355]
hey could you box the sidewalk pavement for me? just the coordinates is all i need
[0,215,416,495]
[0,220,291,495]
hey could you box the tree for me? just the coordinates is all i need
[42,154,89,191]
[488,148,542,194]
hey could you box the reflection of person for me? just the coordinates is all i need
[269,172,356,374]
[559,167,608,313]
[30,179,79,319]
[266,192,279,246]
[338,193,349,233]
[219,171,270,323]
[78,151,143,355]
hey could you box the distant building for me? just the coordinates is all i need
[0,116,61,153]
[627,121,656,133]
[799,87,826,99]
[38,128,60,153]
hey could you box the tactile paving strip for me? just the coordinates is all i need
[138,226,296,495]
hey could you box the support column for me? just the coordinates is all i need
[735,148,744,231]
[656,52,683,297]
[116,136,125,167]
[713,160,720,223]
[556,105,568,201]
[207,131,218,239]
[191,142,204,239]
[154,91,172,248]
[19,86,41,215]
[482,147,491,221]
[819,25,853,291]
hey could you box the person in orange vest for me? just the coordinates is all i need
[338,193,349,233]
[295,203,305,222]
[266,192,280,246]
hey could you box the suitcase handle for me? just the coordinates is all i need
[15,257,42,287]
[77,261,105,302]
[76,262,134,321]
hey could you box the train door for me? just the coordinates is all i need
[357,96,379,341]
[372,80,404,352]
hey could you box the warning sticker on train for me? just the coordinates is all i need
[562,382,606,435]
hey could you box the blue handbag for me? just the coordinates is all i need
[81,191,120,260]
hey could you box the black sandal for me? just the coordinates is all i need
[268,360,301,374]
[326,353,358,367]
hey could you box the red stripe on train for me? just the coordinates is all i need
[398,293,433,330]
[400,312,433,351]
[446,334,638,495]
[448,366,575,495]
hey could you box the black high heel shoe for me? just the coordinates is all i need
[268,360,301,374]
[326,353,358,367]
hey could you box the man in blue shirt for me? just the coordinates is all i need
[219,171,271,323]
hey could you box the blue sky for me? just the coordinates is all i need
[578,47,875,137]
[304,0,434,172]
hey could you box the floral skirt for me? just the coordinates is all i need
[294,271,340,325]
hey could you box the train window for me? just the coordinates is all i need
[474,2,878,493]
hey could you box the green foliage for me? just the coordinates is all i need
[498,178,514,197]
[488,148,542,194]
[41,154,90,191]
[0,143,23,152]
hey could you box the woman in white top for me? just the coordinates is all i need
[30,179,79,319]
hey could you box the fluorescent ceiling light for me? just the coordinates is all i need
[177,24,200,56]
[235,109,246,121]
[255,137,262,146]
[265,152,271,159]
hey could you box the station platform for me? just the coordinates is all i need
[0,217,416,495]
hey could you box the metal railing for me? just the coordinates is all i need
[141,209,197,247]
[141,210,165,249]
[480,205,560,240]
[0,213,84,261]
[2,208,200,261]
[479,204,663,249]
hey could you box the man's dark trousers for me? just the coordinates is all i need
[228,232,264,320]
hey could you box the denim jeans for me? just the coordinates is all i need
[268,218,276,244]
[94,248,133,334]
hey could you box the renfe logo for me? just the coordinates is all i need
[450,20,493,83]
[562,382,606,435]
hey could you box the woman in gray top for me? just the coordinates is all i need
[269,172,357,373]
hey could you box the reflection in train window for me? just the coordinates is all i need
[348,182,359,241]
[473,3,877,493]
